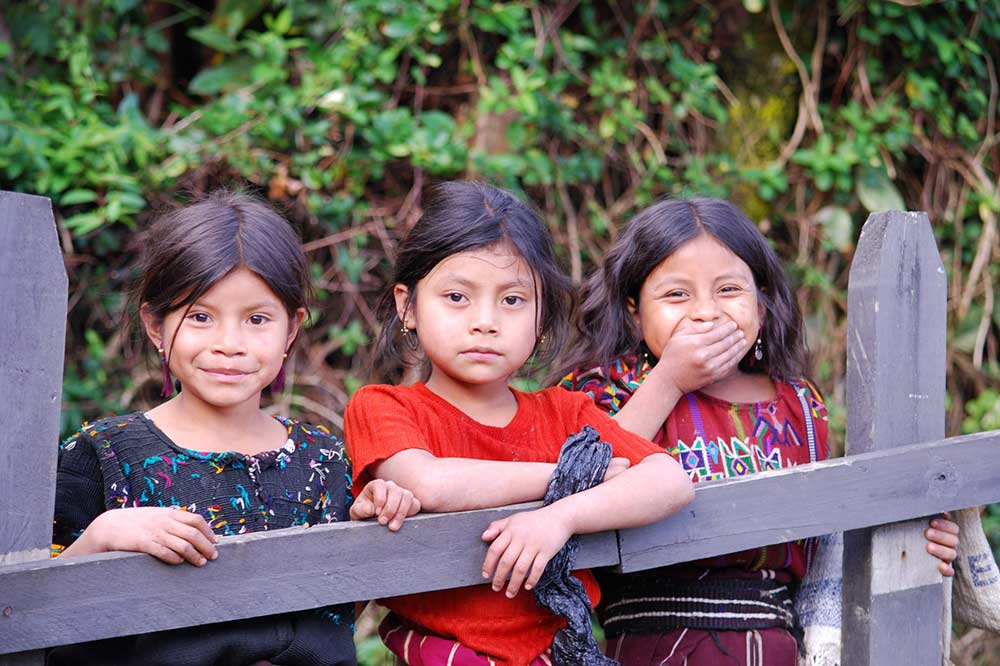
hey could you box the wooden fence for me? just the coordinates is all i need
[1,190,999,665]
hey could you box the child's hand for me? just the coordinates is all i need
[481,505,573,598]
[350,479,421,531]
[658,320,746,393]
[925,513,960,576]
[604,457,631,482]
[85,506,218,566]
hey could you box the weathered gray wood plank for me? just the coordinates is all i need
[0,502,618,653]
[842,211,948,666]
[3,430,999,654]
[0,192,67,666]
[617,429,998,572]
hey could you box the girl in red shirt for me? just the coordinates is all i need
[344,182,694,666]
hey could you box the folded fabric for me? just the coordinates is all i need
[533,426,617,666]
[795,532,843,666]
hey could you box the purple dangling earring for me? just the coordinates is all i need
[158,347,174,398]
[271,353,288,393]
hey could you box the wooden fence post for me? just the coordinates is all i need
[0,192,67,665]
[842,211,949,664]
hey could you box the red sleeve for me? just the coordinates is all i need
[559,390,662,466]
[343,384,434,495]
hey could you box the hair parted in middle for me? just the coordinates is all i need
[561,197,808,381]
[375,180,573,375]
[127,189,310,362]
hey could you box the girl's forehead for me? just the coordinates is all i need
[424,244,535,285]
[646,234,754,283]
[189,267,284,306]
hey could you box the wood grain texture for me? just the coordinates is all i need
[842,211,948,666]
[3,431,999,654]
[0,192,67,666]
[0,502,617,652]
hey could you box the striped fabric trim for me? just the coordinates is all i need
[790,381,819,463]
[603,609,792,626]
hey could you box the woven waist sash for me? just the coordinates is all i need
[600,576,796,637]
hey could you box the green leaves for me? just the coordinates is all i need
[856,165,905,213]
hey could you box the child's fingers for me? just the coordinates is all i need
[386,489,416,531]
[697,319,739,343]
[482,519,506,543]
[378,486,404,526]
[175,510,220,545]
[167,522,218,561]
[926,539,958,566]
[406,495,421,516]
[144,540,186,566]
[938,561,955,577]
[491,541,524,592]
[504,548,538,598]
[925,525,959,549]
[929,516,960,536]
[522,550,550,592]
[370,480,389,515]
[157,533,208,566]
[349,495,375,521]
[481,526,511,579]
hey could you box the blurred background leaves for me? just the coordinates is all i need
[2,0,998,660]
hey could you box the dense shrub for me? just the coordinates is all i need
[2,1,999,655]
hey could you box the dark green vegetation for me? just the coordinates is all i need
[1,1,998,658]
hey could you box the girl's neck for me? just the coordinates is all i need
[424,370,518,428]
[697,370,776,404]
[145,392,286,455]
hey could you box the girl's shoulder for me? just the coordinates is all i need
[61,412,147,452]
[345,382,432,418]
[776,377,828,413]
[558,355,649,414]
[280,417,346,455]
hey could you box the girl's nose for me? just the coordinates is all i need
[470,304,499,335]
[688,295,721,321]
[213,321,246,354]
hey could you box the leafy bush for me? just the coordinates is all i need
[2,1,998,658]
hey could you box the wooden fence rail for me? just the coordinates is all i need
[1,191,998,665]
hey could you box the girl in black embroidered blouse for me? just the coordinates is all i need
[50,191,419,666]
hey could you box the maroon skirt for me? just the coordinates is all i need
[605,628,798,666]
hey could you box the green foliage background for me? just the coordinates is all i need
[2,0,999,659]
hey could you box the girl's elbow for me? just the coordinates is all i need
[645,453,694,506]
[406,473,449,513]
[677,475,695,506]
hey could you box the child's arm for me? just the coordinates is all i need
[481,451,692,597]
[372,450,557,513]
[58,506,219,566]
[54,428,218,566]
[614,319,745,438]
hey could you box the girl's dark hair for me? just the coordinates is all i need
[561,198,807,381]
[375,181,573,375]
[128,190,309,348]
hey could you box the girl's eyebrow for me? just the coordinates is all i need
[649,274,693,290]
[440,274,533,291]
[714,272,753,282]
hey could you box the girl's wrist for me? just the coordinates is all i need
[646,361,684,396]
[543,496,580,535]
